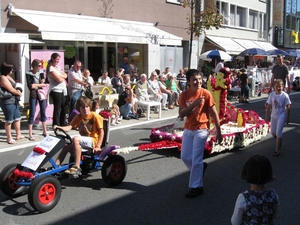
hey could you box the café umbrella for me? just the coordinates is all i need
[287,50,300,57]
[239,48,269,56]
[199,49,232,61]
[267,49,289,56]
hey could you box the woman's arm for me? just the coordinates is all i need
[0,76,21,96]
[50,67,67,83]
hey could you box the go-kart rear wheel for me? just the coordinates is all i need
[28,175,61,213]
[0,163,27,197]
[101,155,127,186]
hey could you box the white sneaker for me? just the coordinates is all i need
[116,121,121,124]
[110,123,116,126]
[118,116,122,121]
[162,107,168,111]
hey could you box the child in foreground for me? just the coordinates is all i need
[55,96,104,176]
[231,155,280,225]
[265,79,291,156]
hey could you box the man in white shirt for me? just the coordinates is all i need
[98,70,111,85]
[214,59,224,73]
[68,60,89,113]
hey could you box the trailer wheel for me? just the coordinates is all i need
[101,155,127,186]
[28,175,61,213]
[0,163,27,197]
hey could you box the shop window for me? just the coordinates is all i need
[249,10,258,29]
[230,5,236,26]
[217,1,230,25]
[237,7,246,28]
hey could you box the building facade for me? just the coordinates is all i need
[0,0,289,106]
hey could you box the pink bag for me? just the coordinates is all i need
[37,89,46,100]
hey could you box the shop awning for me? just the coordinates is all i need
[9,8,182,46]
[232,38,262,50]
[252,41,277,51]
[0,33,44,44]
[206,36,245,55]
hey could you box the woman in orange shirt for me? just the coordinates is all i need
[179,69,222,198]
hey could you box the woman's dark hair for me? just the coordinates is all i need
[0,62,14,76]
[186,69,201,82]
[75,96,92,111]
[240,155,275,185]
[46,53,61,75]
[31,59,41,68]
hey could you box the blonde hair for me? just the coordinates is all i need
[112,104,119,110]
[83,69,90,77]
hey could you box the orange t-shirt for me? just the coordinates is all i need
[179,88,215,130]
[70,112,104,147]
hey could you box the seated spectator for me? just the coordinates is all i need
[148,71,168,110]
[162,67,171,75]
[111,71,123,94]
[130,70,139,83]
[121,74,131,92]
[117,84,138,120]
[83,69,94,86]
[98,70,111,85]
[165,73,181,106]
[176,69,187,91]
[110,104,121,126]
[158,74,174,109]
[135,74,159,101]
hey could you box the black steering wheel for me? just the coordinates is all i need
[54,127,72,144]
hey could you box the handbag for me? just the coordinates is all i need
[37,89,46,100]
[0,87,12,99]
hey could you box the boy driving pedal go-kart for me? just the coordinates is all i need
[0,96,128,213]
[54,96,104,176]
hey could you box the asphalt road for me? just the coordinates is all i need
[0,95,300,225]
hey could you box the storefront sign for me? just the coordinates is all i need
[75,33,95,40]
[105,35,118,41]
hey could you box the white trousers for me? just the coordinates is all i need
[181,129,209,188]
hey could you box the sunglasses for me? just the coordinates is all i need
[125,88,130,90]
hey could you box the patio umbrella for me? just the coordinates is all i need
[239,48,269,56]
[287,50,300,57]
[199,49,232,61]
[267,49,289,56]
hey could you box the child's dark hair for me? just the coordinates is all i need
[91,99,100,111]
[240,155,275,185]
[75,96,92,111]
[186,69,201,82]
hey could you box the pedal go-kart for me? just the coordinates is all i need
[0,121,127,213]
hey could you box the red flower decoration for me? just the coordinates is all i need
[13,168,34,179]
[99,110,112,119]
[33,146,46,155]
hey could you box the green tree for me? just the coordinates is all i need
[180,0,223,68]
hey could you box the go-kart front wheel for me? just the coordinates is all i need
[28,175,61,213]
[0,163,28,197]
[101,155,127,186]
